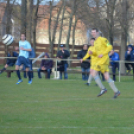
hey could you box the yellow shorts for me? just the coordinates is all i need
[93,64,109,73]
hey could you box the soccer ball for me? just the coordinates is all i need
[2,34,14,46]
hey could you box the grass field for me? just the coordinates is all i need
[0,72,134,134]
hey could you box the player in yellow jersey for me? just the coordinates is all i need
[81,38,97,85]
[88,28,120,98]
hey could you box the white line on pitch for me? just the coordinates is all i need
[0,126,134,129]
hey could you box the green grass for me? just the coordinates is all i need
[0,73,134,134]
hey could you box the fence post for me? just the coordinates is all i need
[55,59,57,78]
[119,60,121,82]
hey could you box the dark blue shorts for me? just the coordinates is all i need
[16,56,30,68]
[7,62,15,66]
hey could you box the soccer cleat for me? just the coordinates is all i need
[16,79,23,85]
[97,89,107,97]
[85,83,90,86]
[113,91,120,99]
[28,80,32,84]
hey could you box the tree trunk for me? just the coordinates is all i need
[120,0,128,74]
[71,18,78,58]
[66,0,76,50]
[26,0,33,43]
[120,32,127,74]
[48,1,53,56]
[21,0,27,34]
[32,0,40,51]
[58,0,66,50]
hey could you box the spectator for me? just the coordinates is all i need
[38,53,53,79]
[0,47,19,74]
[109,50,120,81]
[23,47,35,78]
[57,44,70,79]
[125,45,134,74]
[77,44,90,80]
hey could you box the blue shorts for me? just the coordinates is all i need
[16,56,30,68]
[7,62,15,66]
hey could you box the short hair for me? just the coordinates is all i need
[90,38,95,40]
[21,33,26,36]
[92,28,99,32]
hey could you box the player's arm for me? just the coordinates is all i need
[102,39,113,56]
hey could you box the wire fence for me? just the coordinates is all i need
[0,57,134,82]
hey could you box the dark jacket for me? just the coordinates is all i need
[7,51,18,65]
[125,45,134,61]
[40,53,53,69]
[110,52,120,65]
[29,47,35,58]
[57,49,70,64]
[77,50,90,69]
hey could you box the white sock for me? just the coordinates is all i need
[88,74,93,83]
[107,78,118,93]
[94,75,105,90]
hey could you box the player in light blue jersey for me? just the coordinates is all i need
[15,33,32,84]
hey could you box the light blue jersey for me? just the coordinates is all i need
[19,40,31,58]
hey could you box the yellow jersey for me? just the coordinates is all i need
[83,46,97,66]
[93,37,113,65]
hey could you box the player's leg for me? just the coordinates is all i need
[112,64,116,81]
[15,64,23,84]
[25,58,32,84]
[64,63,68,80]
[47,69,51,79]
[0,64,9,74]
[30,60,33,78]
[85,68,89,80]
[38,68,42,78]
[125,63,131,74]
[25,67,32,84]
[86,69,93,85]
[92,69,107,97]
[103,72,120,98]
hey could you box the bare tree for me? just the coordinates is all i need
[21,0,27,34]
[26,0,33,43]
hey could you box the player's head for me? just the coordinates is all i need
[20,33,26,41]
[110,49,115,55]
[127,45,133,51]
[60,44,65,50]
[91,28,99,38]
[83,44,88,50]
[44,53,49,58]
[90,38,95,46]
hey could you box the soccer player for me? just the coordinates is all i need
[81,38,96,85]
[86,28,120,98]
[109,49,120,81]
[0,47,19,74]
[57,44,70,79]
[77,44,90,81]
[15,33,32,84]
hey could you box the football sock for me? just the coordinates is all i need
[88,74,93,83]
[113,75,116,81]
[107,78,118,93]
[16,70,21,80]
[28,71,31,81]
[94,74,105,90]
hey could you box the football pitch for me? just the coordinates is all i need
[0,74,134,134]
